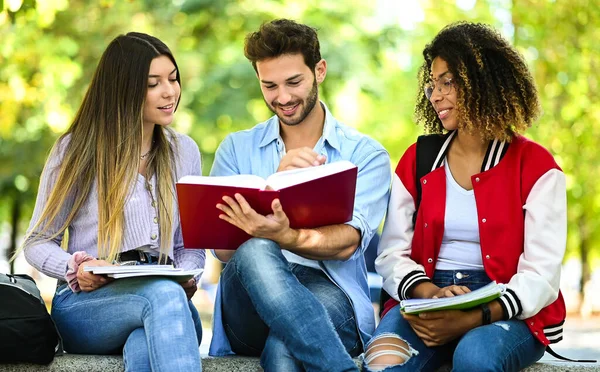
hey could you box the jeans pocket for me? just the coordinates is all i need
[52,284,71,308]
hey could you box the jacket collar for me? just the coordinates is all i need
[432,130,510,172]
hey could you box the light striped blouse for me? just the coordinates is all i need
[24,131,206,280]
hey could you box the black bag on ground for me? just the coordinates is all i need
[0,273,61,364]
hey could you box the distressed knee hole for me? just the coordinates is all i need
[364,335,417,371]
[494,322,510,331]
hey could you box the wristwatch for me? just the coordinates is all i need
[481,303,492,325]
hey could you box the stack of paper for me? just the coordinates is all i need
[84,265,203,282]
[400,281,505,314]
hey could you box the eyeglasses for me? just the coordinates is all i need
[424,77,454,100]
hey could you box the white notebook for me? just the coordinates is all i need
[84,266,203,283]
[400,281,505,314]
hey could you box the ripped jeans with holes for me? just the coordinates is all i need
[362,270,545,372]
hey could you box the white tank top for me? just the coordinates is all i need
[435,161,484,270]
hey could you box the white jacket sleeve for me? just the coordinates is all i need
[375,174,429,301]
[500,169,567,319]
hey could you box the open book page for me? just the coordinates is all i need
[400,281,505,314]
[265,160,356,190]
[177,174,267,190]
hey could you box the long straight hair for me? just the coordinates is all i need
[22,32,181,262]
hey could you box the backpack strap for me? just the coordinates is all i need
[546,346,596,363]
[412,131,455,226]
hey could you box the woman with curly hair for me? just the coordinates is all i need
[363,22,566,371]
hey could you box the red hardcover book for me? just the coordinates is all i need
[176,161,358,250]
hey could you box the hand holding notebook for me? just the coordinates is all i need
[400,281,505,314]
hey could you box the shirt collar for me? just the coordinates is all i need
[321,102,341,152]
[258,115,281,148]
[257,101,341,152]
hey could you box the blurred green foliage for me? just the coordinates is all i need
[0,0,598,286]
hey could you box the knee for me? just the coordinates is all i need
[140,279,188,309]
[233,238,282,266]
[363,334,417,372]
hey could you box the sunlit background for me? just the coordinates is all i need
[1,0,599,361]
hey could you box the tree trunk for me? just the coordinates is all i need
[578,217,590,296]
[9,192,22,274]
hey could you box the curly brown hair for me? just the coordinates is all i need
[244,19,322,73]
[414,22,541,141]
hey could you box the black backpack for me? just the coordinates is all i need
[0,273,62,364]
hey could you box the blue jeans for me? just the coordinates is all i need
[52,277,202,372]
[221,238,361,372]
[364,270,545,372]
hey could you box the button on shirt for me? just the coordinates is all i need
[208,102,391,355]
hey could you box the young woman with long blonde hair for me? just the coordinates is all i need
[21,32,204,371]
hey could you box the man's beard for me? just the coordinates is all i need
[266,79,318,126]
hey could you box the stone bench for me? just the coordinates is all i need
[0,354,598,371]
[0,355,261,372]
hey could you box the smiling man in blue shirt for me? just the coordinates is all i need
[208,19,391,371]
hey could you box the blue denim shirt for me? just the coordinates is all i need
[208,102,391,356]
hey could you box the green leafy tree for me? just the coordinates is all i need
[512,0,600,296]
[1,0,598,314]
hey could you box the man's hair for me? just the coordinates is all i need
[415,22,541,141]
[244,19,322,73]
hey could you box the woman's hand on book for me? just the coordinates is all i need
[78,259,114,292]
[217,194,297,246]
[430,285,471,299]
[403,308,480,347]
[410,282,470,299]
[277,147,326,172]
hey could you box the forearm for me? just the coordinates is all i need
[24,240,71,280]
[462,300,505,331]
[487,300,505,323]
[409,281,439,299]
[278,224,361,261]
